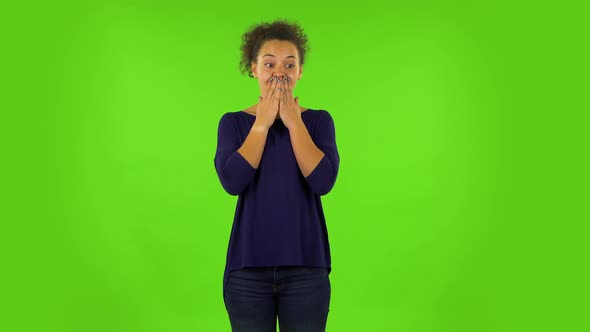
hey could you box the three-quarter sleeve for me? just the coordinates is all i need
[214,113,257,195]
[304,110,340,196]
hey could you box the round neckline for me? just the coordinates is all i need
[240,108,310,117]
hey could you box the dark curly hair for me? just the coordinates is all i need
[239,19,310,78]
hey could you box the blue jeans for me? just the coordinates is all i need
[224,266,331,332]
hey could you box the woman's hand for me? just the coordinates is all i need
[255,75,282,130]
[278,76,301,130]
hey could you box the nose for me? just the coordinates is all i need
[273,73,287,80]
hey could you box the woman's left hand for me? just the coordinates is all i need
[278,76,301,130]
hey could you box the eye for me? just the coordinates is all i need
[265,63,295,69]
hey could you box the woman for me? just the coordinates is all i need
[214,19,340,332]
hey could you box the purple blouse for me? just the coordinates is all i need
[213,108,340,300]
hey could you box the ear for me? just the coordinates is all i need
[298,64,303,80]
[251,61,258,78]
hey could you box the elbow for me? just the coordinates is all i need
[223,186,242,196]
[313,173,338,196]
[219,171,246,196]
[214,154,253,196]
[219,179,240,195]
[305,156,339,196]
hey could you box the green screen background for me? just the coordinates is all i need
[2,1,587,331]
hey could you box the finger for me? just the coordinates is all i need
[279,77,285,105]
[283,77,289,105]
[274,76,283,101]
[285,76,292,105]
[266,75,278,99]
[273,76,283,99]
[286,76,294,101]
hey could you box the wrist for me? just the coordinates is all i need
[287,117,305,131]
[252,120,270,132]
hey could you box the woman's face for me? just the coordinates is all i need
[251,39,303,96]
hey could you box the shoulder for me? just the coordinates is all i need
[217,112,242,133]
[218,111,234,125]
[304,108,330,118]
[217,110,258,134]
[220,110,252,122]
[309,109,333,118]
[309,109,335,125]
[304,109,336,138]
[299,109,335,128]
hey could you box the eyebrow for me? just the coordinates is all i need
[262,54,297,59]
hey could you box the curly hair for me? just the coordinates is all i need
[239,19,310,78]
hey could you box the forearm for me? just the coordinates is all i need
[237,120,269,169]
[288,119,325,177]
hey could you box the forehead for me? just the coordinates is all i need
[259,39,299,59]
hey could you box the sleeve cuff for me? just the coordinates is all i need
[229,150,257,175]
[221,151,257,195]
[304,155,334,195]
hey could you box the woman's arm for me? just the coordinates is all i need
[289,111,340,195]
[237,121,269,169]
[288,119,325,177]
[214,114,261,195]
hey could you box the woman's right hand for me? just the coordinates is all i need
[255,75,283,130]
